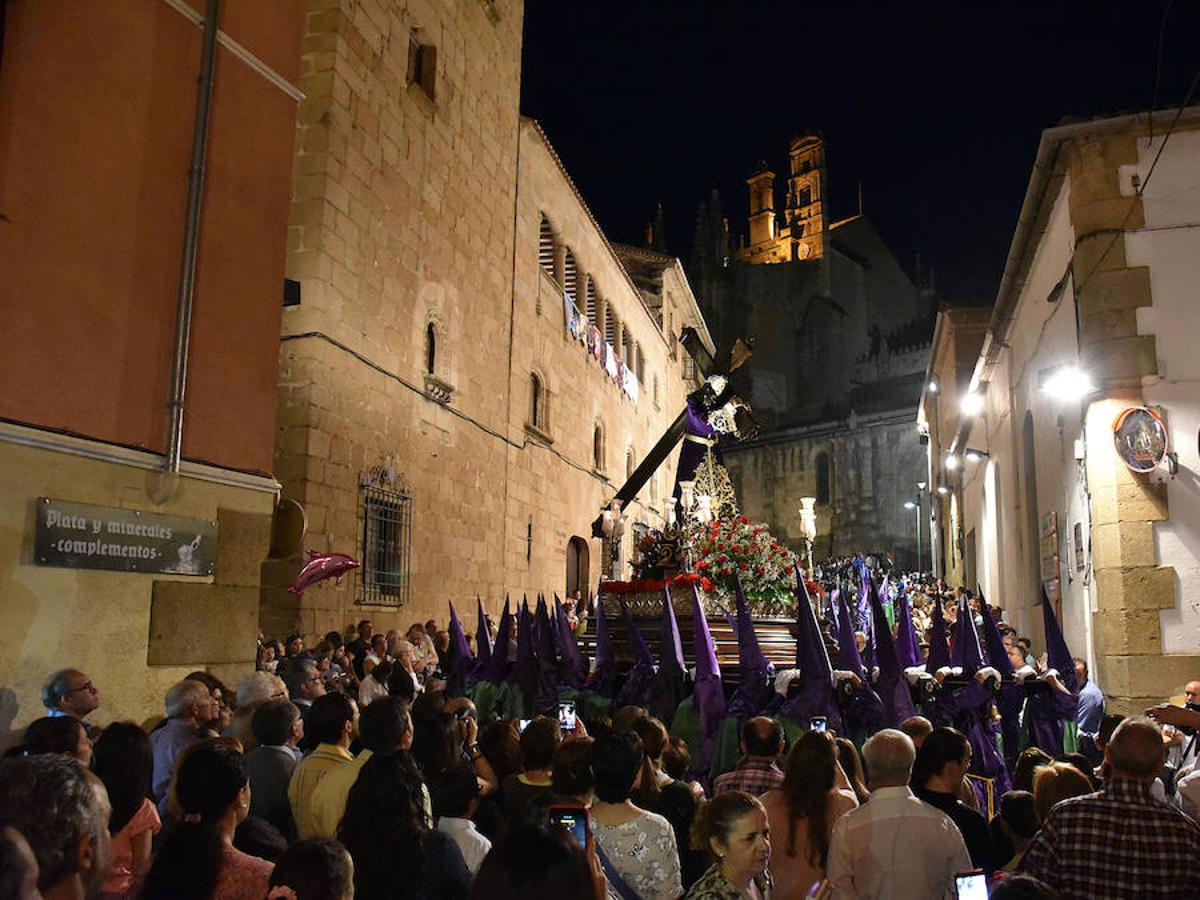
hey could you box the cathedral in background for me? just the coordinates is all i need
[687,135,937,568]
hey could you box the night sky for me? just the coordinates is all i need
[520,1,1200,305]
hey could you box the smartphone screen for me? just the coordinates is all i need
[954,870,988,900]
[548,805,589,847]
[810,716,827,733]
[559,701,577,730]
[518,718,531,734]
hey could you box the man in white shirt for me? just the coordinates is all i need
[826,728,971,900]
[432,765,492,876]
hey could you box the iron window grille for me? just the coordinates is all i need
[359,469,412,607]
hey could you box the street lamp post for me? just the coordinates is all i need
[903,498,922,573]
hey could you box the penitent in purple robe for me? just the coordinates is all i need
[867,575,916,728]
[726,574,774,720]
[446,601,474,696]
[928,599,1011,811]
[978,593,1023,762]
[1022,593,1080,755]
[834,592,884,738]
[691,584,726,771]
[781,573,844,732]
[671,394,721,519]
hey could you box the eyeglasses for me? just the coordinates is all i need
[65,682,97,695]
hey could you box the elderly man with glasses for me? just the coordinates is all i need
[41,669,100,737]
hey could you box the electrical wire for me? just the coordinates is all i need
[1148,0,1176,142]
[1074,56,1200,296]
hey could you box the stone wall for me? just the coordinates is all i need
[726,411,928,566]
[271,0,709,640]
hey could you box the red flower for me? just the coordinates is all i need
[756,565,765,575]
[739,562,749,571]
[716,554,728,564]
[784,566,794,575]
[696,561,710,570]
[738,515,750,524]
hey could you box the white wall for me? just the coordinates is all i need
[960,178,1095,665]
[1127,128,1200,655]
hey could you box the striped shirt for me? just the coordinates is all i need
[1019,778,1200,897]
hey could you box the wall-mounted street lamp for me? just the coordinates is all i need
[1038,363,1096,402]
[961,389,985,416]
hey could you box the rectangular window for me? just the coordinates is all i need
[359,481,412,606]
[407,30,437,100]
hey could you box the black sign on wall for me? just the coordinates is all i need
[34,498,218,576]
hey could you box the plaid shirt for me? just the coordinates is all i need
[1019,778,1200,897]
[712,757,784,797]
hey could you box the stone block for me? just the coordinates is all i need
[1098,654,1200,703]
[1086,335,1159,386]
[1089,480,1168,526]
[1093,607,1162,656]
[214,507,272,587]
[1091,521,1157,570]
[148,583,258,665]
[1076,266,1152,314]
[1094,565,1177,611]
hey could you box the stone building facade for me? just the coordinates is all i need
[920,108,1200,713]
[270,0,710,641]
[0,3,303,730]
[689,138,935,565]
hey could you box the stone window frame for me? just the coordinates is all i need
[526,369,552,444]
[593,421,606,473]
[538,214,557,280]
[406,28,437,102]
[815,450,833,505]
[422,313,453,405]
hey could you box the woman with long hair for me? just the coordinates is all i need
[758,732,857,899]
[93,722,159,898]
[140,741,273,900]
[630,716,705,890]
[337,750,471,899]
[833,738,870,806]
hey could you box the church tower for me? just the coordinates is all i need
[783,134,825,260]
[736,134,828,265]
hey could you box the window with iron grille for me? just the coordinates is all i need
[359,477,412,606]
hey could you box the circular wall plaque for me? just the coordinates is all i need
[1112,406,1168,473]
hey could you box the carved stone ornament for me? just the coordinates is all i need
[361,459,409,493]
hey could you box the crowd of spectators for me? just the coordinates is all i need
[3,609,1200,900]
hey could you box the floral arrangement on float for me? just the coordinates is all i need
[693,515,800,616]
[610,514,801,618]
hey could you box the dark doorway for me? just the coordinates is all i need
[566,536,589,598]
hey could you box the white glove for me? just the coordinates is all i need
[1013,665,1037,684]
[976,666,1000,684]
[904,666,927,686]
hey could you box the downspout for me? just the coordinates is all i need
[156,0,221,500]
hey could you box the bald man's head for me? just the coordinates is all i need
[1106,716,1165,782]
[741,716,784,758]
[863,728,916,788]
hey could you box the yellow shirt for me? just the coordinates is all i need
[309,749,373,838]
[288,743,354,839]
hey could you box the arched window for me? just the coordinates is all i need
[622,326,634,367]
[424,323,436,374]
[816,451,831,504]
[530,373,544,429]
[593,424,604,470]
[585,277,597,323]
[563,249,578,301]
[652,374,660,407]
[605,308,617,348]
[626,448,636,480]
[635,343,645,382]
[539,216,555,277]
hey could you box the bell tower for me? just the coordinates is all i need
[784,134,825,260]
[746,167,776,249]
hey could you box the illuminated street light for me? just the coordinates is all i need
[1039,364,1096,401]
[945,454,960,470]
[964,448,990,463]
[961,390,984,416]
[937,484,949,495]
[928,380,939,393]
[903,500,917,510]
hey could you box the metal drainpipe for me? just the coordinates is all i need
[163,0,221,484]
